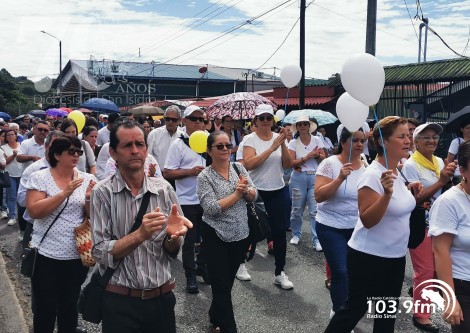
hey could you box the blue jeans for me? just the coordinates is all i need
[6,177,20,219]
[316,223,354,312]
[289,171,318,244]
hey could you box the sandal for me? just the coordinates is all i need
[212,325,221,333]
[325,278,331,290]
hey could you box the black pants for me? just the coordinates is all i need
[258,189,288,275]
[325,247,406,333]
[453,278,470,333]
[181,204,205,277]
[202,222,247,333]
[101,290,176,333]
[31,254,88,333]
[22,222,33,249]
[17,205,27,232]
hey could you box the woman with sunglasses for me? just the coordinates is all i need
[326,116,423,333]
[243,104,293,289]
[26,136,96,333]
[288,115,325,250]
[197,131,257,333]
[60,119,96,174]
[314,127,366,321]
[2,129,22,226]
[402,124,456,332]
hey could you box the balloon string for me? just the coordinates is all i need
[372,107,388,169]
[282,89,290,126]
[344,131,354,195]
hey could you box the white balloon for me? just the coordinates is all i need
[275,109,286,121]
[336,93,369,132]
[280,64,302,88]
[341,53,385,106]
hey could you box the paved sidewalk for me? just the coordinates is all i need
[0,252,28,333]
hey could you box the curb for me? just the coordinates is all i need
[0,252,29,333]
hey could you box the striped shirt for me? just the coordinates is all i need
[91,170,183,289]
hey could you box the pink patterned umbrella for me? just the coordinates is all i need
[206,92,277,120]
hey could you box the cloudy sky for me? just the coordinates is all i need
[2,0,470,82]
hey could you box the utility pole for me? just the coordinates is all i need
[299,0,306,109]
[41,30,62,106]
[365,0,377,55]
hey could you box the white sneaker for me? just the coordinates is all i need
[7,218,17,226]
[1,210,7,219]
[273,271,294,290]
[18,231,24,242]
[314,240,323,252]
[236,264,251,281]
[290,236,300,245]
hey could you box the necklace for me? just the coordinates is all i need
[460,184,470,203]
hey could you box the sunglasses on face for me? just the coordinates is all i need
[257,115,273,122]
[296,121,310,127]
[37,128,50,133]
[211,143,233,150]
[67,148,84,156]
[164,117,179,123]
[186,116,205,123]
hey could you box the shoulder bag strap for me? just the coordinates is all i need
[82,141,90,171]
[38,196,70,246]
[231,162,241,177]
[99,191,152,286]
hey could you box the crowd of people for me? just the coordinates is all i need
[2,104,469,333]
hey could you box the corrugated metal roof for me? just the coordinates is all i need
[328,58,470,86]
[72,60,234,81]
[305,78,329,86]
[71,60,283,82]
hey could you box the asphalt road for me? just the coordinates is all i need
[0,215,452,333]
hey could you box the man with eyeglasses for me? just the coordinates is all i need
[164,105,209,294]
[147,105,182,179]
[17,120,49,170]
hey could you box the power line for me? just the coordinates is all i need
[403,0,419,41]
[129,0,296,77]
[253,17,300,72]
[427,26,469,58]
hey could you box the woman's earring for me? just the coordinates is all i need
[463,177,467,183]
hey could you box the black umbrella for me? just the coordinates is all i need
[445,106,470,133]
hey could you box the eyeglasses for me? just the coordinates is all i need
[164,117,180,123]
[67,148,84,156]
[186,116,205,123]
[257,115,273,122]
[352,138,368,144]
[417,135,440,142]
[296,121,310,127]
[37,128,50,133]
[211,143,233,150]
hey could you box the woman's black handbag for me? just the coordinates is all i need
[78,192,151,324]
[0,171,11,188]
[231,163,271,243]
[20,247,38,278]
[398,170,427,249]
[20,197,69,278]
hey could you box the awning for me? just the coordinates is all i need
[271,97,335,107]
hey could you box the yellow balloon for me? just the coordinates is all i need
[68,110,86,133]
[189,131,209,154]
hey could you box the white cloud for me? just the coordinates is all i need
[1,0,468,82]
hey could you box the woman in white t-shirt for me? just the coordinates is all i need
[26,136,96,333]
[243,104,293,289]
[430,141,470,333]
[2,129,22,225]
[447,119,470,183]
[402,123,457,332]
[326,116,422,333]
[315,127,366,318]
[287,115,325,250]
